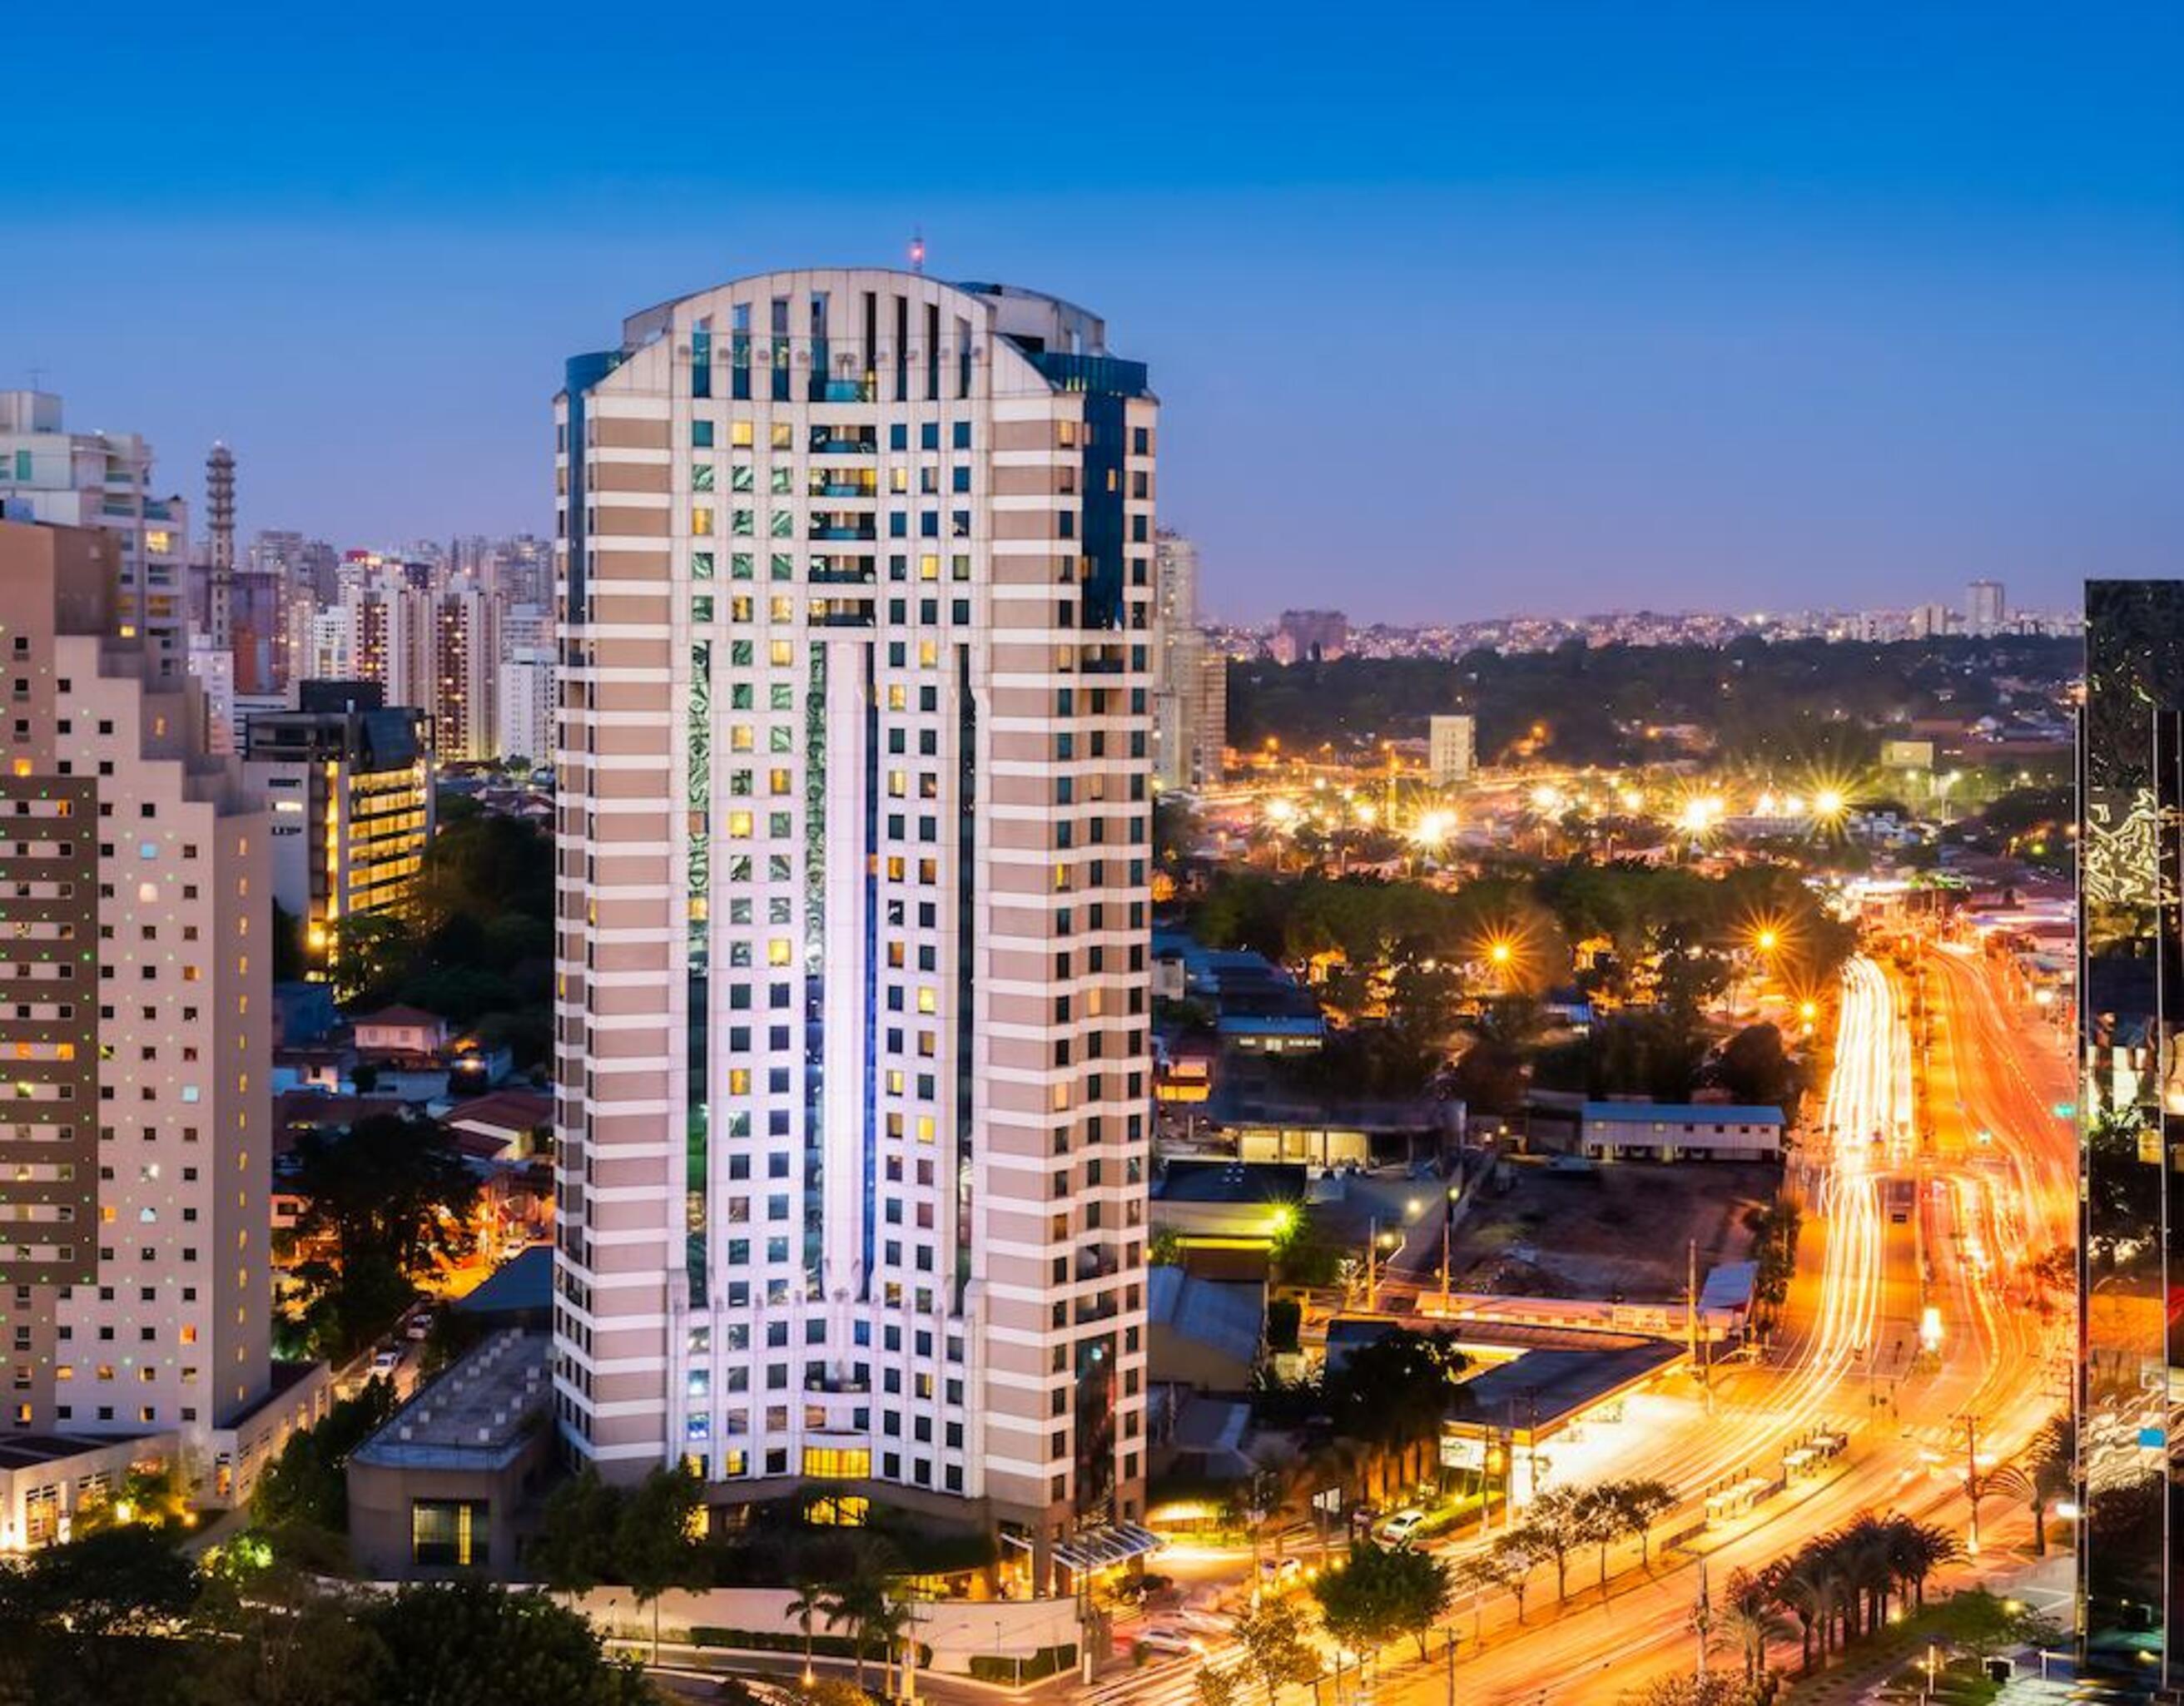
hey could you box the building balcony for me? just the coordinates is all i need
[809,435,879,456]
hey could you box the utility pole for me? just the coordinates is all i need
[1691,1555,1711,1681]
[1367,1216,1380,1312]
[1961,1413,1982,1555]
[1441,1211,1452,1309]
[1444,1626,1457,1706]
[1687,1238,1712,1413]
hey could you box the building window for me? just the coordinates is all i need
[410,1498,488,1569]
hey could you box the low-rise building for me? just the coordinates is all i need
[1578,1102,1784,1162]
[346,1330,553,1580]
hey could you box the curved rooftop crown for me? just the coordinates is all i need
[619,267,1111,362]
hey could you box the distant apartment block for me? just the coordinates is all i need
[1270,608,1347,664]
[0,391,190,682]
[243,681,434,979]
[1428,713,1477,785]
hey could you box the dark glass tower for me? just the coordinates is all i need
[2080,579,2184,1680]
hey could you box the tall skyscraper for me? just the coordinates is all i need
[553,270,1156,1585]
[0,518,275,1473]
[2079,579,2184,1681]
[1967,578,2006,637]
[0,391,190,682]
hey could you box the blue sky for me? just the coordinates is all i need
[4,2,2177,620]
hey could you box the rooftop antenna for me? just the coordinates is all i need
[908,228,926,275]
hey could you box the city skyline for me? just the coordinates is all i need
[4,6,2177,619]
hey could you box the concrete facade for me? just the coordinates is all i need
[552,270,1156,1588]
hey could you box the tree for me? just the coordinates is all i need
[1925,1586,2062,1660]
[287,1113,480,1361]
[0,1524,202,1704]
[1489,1530,1543,1623]
[1321,1328,1467,1498]
[1616,1478,1679,1568]
[1231,1599,1321,1706]
[357,1579,653,1705]
[1575,1485,1624,1595]
[784,1578,828,1679]
[1524,1488,1586,1603]
[1195,1664,1244,1706]
[2021,1411,2075,1557]
[251,1376,400,1540]
[529,1465,623,1603]
[1717,1567,1789,1686]
[1313,1542,1402,1668]
[613,1461,708,1665]
[181,1562,387,1706]
[1629,1674,1753,1706]
[330,911,413,1003]
[1879,1515,1961,1613]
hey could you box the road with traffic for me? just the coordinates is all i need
[1104,943,2074,1706]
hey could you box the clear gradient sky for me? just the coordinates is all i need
[5,2,2178,621]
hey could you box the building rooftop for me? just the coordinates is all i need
[351,1004,447,1030]
[0,1432,143,1471]
[350,1330,550,1472]
[1580,1102,1784,1127]
[1147,1267,1263,1369]
[445,1089,552,1138]
[1445,1341,1686,1438]
[1154,1160,1308,1206]
[452,1246,553,1322]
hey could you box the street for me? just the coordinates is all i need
[1106,942,2073,1705]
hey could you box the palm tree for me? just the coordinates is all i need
[785,1578,827,1682]
[861,1591,917,1699]
[1768,1551,1830,1674]
[1881,1514,1962,1611]
[1716,1568,1789,1684]
[2027,1411,2075,1556]
[1833,1515,1896,1640]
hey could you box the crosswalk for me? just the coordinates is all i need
[1078,1643,1240,1706]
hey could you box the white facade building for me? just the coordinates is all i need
[553,270,1156,1585]
[1428,713,1477,785]
[0,391,191,682]
[496,645,555,767]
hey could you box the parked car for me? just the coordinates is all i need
[404,1311,434,1341]
[1376,1509,1427,1546]
[369,1347,402,1375]
[1257,1555,1303,1589]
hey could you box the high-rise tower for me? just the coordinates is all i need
[205,444,236,651]
[552,270,1157,1587]
[0,517,273,1474]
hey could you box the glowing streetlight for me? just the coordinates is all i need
[1488,940,1513,968]
[1811,787,1846,819]
[1753,928,1779,955]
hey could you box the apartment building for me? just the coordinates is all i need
[0,517,285,1507]
[243,681,434,980]
[553,269,1157,1588]
[0,392,190,682]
